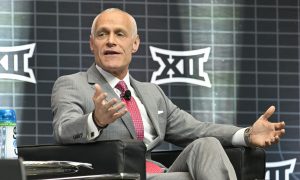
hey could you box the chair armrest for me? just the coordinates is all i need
[151,147,265,180]
[18,140,146,180]
[224,146,265,180]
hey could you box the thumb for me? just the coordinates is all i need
[261,105,275,120]
[93,84,102,98]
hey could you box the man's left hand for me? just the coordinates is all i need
[249,106,285,148]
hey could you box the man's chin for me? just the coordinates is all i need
[102,66,127,76]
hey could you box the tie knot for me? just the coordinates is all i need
[115,80,128,94]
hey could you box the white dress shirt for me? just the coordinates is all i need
[86,65,247,147]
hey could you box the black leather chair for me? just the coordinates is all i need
[18,140,146,180]
[18,140,265,180]
[151,147,266,180]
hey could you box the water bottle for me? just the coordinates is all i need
[0,109,17,159]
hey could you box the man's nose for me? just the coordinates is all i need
[107,34,116,47]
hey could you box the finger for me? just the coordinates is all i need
[265,139,272,146]
[270,137,275,143]
[274,136,280,144]
[109,102,126,113]
[274,121,285,130]
[112,109,128,119]
[261,105,275,119]
[104,98,118,111]
[93,84,103,98]
[274,129,285,137]
[94,92,108,106]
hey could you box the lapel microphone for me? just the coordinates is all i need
[123,90,131,100]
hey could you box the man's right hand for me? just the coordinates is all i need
[92,83,127,127]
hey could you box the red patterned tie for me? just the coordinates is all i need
[115,81,163,173]
[115,81,144,140]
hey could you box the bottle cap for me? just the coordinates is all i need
[0,109,16,124]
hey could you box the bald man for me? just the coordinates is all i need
[52,8,285,180]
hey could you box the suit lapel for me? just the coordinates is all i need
[87,64,136,139]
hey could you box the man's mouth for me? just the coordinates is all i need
[104,50,120,55]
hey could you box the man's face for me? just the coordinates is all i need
[89,11,140,79]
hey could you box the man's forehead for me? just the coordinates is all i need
[98,11,131,23]
[95,18,130,29]
[91,9,137,36]
[96,12,131,28]
[94,19,133,34]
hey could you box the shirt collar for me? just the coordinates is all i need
[95,64,130,89]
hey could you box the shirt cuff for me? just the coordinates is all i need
[231,128,247,146]
[86,112,100,141]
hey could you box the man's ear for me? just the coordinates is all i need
[89,35,94,53]
[132,35,140,53]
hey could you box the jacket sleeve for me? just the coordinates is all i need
[51,75,94,144]
[154,84,241,147]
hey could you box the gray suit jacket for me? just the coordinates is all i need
[51,64,241,151]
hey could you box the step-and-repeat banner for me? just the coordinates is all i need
[0,0,299,179]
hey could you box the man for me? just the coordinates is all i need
[51,8,285,180]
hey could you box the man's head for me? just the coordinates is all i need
[89,8,140,79]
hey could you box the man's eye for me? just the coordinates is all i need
[96,32,106,37]
[117,32,125,36]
